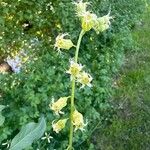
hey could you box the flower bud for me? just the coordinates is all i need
[93,12,112,34]
[52,119,68,133]
[72,109,87,132]
[49,97,69,115]
[77,71,93,88]
[66,59,83,78]
[54,33,74,52]
[81,11,97,32]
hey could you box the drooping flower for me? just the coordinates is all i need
[49,97,69,115]
[81,11,97,32]
[74,1,97,32]
[77,71,93,88]
[41,132,53,143]
[54,33,74,52]
[74,0,90,17]
[66,59,83,78]
[93,12,113,34]
[52,119,68,133]
[72,109,87,132]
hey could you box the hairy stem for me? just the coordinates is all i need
[68,30,85,150]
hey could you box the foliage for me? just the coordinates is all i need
[0,105,6,126]
[93,5,150,150]
[0,0,146,149]
[9,116,46,150]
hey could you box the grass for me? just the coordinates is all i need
[92,5,150,150]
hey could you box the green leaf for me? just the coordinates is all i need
[0,105,5,112]
[0,105,5,126]
[9,116,46,150]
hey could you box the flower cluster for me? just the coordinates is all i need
[67,59,93,88]
[74,0,112,33]
[50,96,87,133]
[50,97,69,133]
[49,1,112,149]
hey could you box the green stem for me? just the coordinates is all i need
[75,30,85,63]
[68,30,85,150]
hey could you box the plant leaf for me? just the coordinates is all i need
[0,105,5,126]
[9,116,46,150]
[0,105,5,111]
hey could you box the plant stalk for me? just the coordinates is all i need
[68,30,85,150]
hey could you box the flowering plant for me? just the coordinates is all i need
[0,0,146,149]
[50,1,112,149]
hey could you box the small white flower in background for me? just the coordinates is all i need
[72,109,87,132]
[54,33,74,53]
[93,11,113,34]
[49,97,69,115]
[2,140,11,149]
[66,59,83,78]
[22,23,29,28]
[30,37,39,46]
[46,2,55,13]
[41,132,53,143]
[1,2,8,7]
[52,119,68,133]
[74,0,90,17]
[77,71,93,88]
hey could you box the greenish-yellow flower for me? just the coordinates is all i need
[66,59,83,78]
[74,0,89,17]
[77,71,93,88]
[93,12,113,34]
[49,97,69,115]
[52,119,68,133]
[72,109,87,132]
[54,33,74,52]
[81,11,97,32]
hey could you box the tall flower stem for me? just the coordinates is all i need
[68,30,85,150]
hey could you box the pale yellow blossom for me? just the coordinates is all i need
[74,0,97,32]
[93,12,113,34]
[72,109,87,132]
[74,0,90,17]
[54,33,74,52]
[49,97,69,115]
[52,119,68,133]
[66,60,83,78]
[77,71,93,88]
[81,11,97,32]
